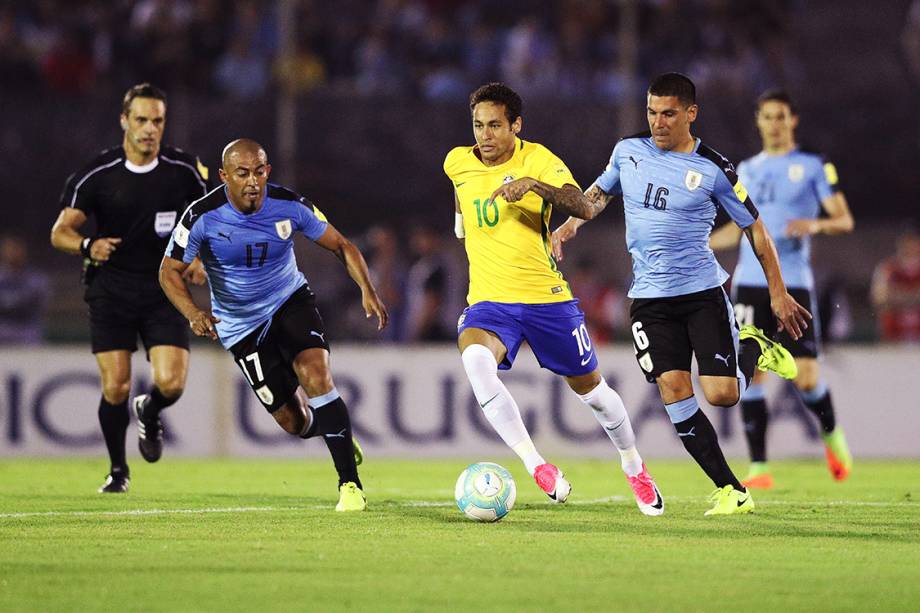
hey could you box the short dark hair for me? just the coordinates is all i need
[469,82,523,125]
[122,83,167,116]
[756,88,797,114]
[648,73,696,106]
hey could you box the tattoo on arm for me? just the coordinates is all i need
[530,182,607,219]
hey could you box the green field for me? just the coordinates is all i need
[1,458,918,612]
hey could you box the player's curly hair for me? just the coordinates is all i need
[648,73,696,107]
[469,83,523,125]
[121,83,167,116]
[757,89,798,115]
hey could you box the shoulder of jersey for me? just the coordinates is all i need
[267,183,327,219]
[180,185,226,227]
[696,141,738,177]
[618,130,652,143]
[68,146,124,181]
[443,145,475,175]
[794,145,829,163]
[159,144,210,181]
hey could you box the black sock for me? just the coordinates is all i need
[145,386,179,416]
[738,338,762,388]
[741,399,769,462]
[302,397,361,489]
[98,396,129,474]
[674,409,743,491]
[802,389,836,433]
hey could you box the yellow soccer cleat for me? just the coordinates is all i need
[353,437,364,466]
[822,427,853,481]
[739,325,798,380]
[704,485,755,516]
[335,482,367,512]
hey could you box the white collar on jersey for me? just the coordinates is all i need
[124,157,160,174]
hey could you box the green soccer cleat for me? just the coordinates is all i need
[739,325,798,380]
[335,482,367,512]
[353,437,364,466]
[704,485,755,516]
[822,427,853,481]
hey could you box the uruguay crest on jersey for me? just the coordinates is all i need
[685,169,703,190]
[275,219,292,239]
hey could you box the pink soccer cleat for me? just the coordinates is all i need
[534,463,571,503]
[625,463,664,516]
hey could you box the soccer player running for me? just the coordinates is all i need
[160,139,387,512]
[710,90,855,487]
[50,83,210,493]
[445,83,664,516]
[553,73,811,515]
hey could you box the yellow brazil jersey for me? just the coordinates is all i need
[444,138,578,305]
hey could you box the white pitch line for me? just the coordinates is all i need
[0,497,914,520]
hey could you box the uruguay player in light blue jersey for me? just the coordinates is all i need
[552,73,811,515]
[711,90,855,488]
[159,139,388,512]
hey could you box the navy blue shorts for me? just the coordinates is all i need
[457,300,598,376]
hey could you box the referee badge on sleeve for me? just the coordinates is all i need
[275,219,292,240]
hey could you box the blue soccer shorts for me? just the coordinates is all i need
[457,300,599,376]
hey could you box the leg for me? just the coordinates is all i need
[658,370,743,491]
[739,369,773,488]
[134,345,190,463]
[459,327,548,477]
[95,350,132,486]
[794,357,852,480]
[291,348,362,490]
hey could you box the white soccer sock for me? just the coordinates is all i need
[461,344,545,475]
[577,378,643,477]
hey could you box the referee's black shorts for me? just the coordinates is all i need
[85,268,189,354]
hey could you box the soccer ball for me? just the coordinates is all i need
[454,462,517,522]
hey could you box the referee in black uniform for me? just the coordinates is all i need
[50,83,210,493]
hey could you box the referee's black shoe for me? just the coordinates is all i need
[98,468,130,493]
[133,394,163,463]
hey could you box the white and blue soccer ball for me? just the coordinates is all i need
[454,462,517,522]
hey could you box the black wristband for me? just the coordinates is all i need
[79,237,94,258]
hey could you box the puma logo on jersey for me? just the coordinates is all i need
[629,156,641,169]
[217,231,233,242]
[714,353,731,366]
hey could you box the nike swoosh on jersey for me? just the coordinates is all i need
[580,353,594,366]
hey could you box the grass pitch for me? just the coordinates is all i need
[1,458,918,612]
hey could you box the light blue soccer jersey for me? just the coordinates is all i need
[594,132,759,298]
[733,148,839,289]
[165,184,329,348]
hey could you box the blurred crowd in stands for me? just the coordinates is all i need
[1,0,799,101]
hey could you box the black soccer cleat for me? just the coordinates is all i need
[133,394,163,463]
[98,470,130,493]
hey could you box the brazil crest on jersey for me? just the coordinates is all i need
[444,138,577,305]
[593,132,759,299]
[734,148,840,290]
[164,184,329,348]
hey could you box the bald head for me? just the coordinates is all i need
[221,138,267,169]
[219,138,272,213]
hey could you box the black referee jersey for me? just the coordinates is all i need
[59,145,211,280]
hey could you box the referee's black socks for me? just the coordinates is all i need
[142,386,180,417]
[301,390,361,489]
[98,396,129,474]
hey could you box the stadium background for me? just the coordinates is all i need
[1,0,919,461]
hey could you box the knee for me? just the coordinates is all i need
[566,371,602,396]
[794,372,819,393]
[154,373,185,400]
[705,388,740,408]
[101,380,131,405]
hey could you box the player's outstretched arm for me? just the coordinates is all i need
[490,179,605,220]
[786,192,855,238]
[315,224,389,331]
[50,208,122,262]
[743,218,812,339]
[159,256,220,339]
[550,185,613,261]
